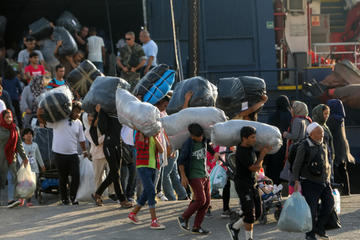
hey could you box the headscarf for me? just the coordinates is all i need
[327,99,346,122]
[276,95,291,112]
[292,101,309,116]
[30,75,45,113]
[268,95,292,132]
[0,110,18,164]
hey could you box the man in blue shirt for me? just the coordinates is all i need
[47,64,66,89]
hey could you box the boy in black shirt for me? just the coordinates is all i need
[227,126,272,240]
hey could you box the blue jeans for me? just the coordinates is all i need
[7,163,17,201]
[137,167,157,208]
[163,152,187,200]
[92,61,104,73]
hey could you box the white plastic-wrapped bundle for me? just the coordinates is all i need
[211,120,282,154]
[116,89,161,136]
[161,107,227,150]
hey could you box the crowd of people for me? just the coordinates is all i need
[0,23,354,240]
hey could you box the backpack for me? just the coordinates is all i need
[288,138,323,176]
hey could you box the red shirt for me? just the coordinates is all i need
[24,64,45,83]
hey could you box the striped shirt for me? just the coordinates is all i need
[46,78,65,89]
[135,132,159,169]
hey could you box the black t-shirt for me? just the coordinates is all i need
[235,145,257,186]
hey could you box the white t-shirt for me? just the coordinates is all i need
[0,99,6,113]
[87,36,105,62]
[17,49,44,69]
[46,118,86,155]
[121,125,134,146]
[142,40,158,67]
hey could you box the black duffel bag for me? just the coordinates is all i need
[56,11,81,35]
[38,85,73,123]
[166,76,217,114]
[67,60,102,97]
[216,76,266,118]
[53,26,78,56]
[82,76,130,115]
[29,17,53,40]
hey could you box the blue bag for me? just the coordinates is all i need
[209,163,227,191]
[143,69,175,105]
[277,192,312,232]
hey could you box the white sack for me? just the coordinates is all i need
[211,120,282,154]
[116,89,161,136]
[161,107,227,150]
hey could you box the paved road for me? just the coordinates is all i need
[0,193,359,240]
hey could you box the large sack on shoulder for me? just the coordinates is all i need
[38,85,73,123]
[334,60,360,85]
[56,11,81,35]
[116,89,161,136]
[216,77,266,119]
[83,76,130,115]
[133,64,176,105]
[211,120,282,154]
[53,26,78,56]
[133,64,171,95]
[0,16,6,36]
[67,60,102,97]
[41,39,59,67]
[166,77,217,114]
[161,107,227,150]
[29,17,53,40]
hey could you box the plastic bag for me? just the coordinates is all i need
[166,76,217,114]
[16,164,36,199]
[29,17,53,40]
[0,16,7,36]
[211,120,282,154]
[56,11,81,35]
[161,107,227,150]
[209,163,227,191]
[67,60,103,97]
[277,192,312,232]
[133,64,171,96]
[53,26,78,56]
[116,89,161,136]
[38,85,73,123]
[83,76,130,115]
[333,189,341,214]
[76,156,95,202]
[216,76,266,118]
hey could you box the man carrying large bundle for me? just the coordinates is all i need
[227,126,272,240]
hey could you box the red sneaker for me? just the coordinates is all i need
[150,218,165,230]
[128,212,141,225]
[19,199,25,207]
[26,202,33,207]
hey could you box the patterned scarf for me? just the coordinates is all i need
[30,75,45,113]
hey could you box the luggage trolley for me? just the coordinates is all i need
[33,127,59,204]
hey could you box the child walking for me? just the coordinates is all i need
[128,131,165,230]
[19,128,46,206]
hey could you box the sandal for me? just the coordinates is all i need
[120,200,134,209]
[91,193,103,206]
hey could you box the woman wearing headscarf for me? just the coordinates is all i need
[312,104,335,182]
[266,95,292,184]
[281,101,312,194]
[0,109,28,208]
[326,99,355,195]
[20,75,46,128]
